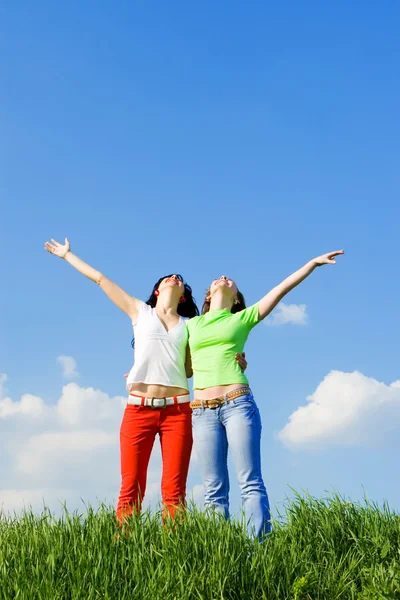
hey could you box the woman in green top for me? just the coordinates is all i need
[187,250,344,538]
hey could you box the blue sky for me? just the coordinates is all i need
[2,1,400,516]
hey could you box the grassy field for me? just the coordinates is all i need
[0,493,399,600]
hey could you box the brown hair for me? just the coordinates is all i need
[201,289,246,315]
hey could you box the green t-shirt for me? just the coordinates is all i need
[187,303,260,390]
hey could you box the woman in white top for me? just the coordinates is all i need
[45,237,246,521]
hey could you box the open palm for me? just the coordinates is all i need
[44,238,70,258]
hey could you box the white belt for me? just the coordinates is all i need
[127,394,190,408]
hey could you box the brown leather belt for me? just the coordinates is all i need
[190,386,251,410]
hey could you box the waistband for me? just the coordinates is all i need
[190,386,251,410]
[127,393,190,409]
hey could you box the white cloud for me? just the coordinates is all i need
[57,355,79,379]
[56,382,125,426]
[0,373,159,515]
[0,373,8,397]
[16,430,117,476]
[278,370,400,450]
[265,302,308,326]
[0,393,45,419]
[0,488,74,514]
[188,484,204,508]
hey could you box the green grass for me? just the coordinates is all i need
[0,493,399,600]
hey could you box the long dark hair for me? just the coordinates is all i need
[131,274,199,348]
[201,288,246,315]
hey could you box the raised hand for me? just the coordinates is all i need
[313,250,344,266]
[44,237,70,259]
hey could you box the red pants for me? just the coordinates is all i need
[116,402,193,521]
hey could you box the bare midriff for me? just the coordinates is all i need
[194,383,248,401]
[128,382,189,398]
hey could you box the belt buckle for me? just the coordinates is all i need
[151,397,167,409]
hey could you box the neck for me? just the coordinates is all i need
[156,290,180,314]
[209,290,233,312]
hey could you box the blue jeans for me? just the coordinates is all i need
[192,391,271,538]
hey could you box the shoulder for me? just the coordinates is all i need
[141,302,152,313]
[186,315,200,327]
[133,301,152,324]
[235,303,260,326]
[186,315,201,330]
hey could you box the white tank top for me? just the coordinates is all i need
[126,302,189,392]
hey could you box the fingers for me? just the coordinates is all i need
[44,237,69,254]
[44,241,55,252]
[315,250,344,267]
[324,250,344,264]
[235,352,247,372]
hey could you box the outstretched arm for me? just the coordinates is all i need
[44,238,141,320]
[257,250,344,321]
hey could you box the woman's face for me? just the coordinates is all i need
[158,274,184,294]
[208,275,238,300]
